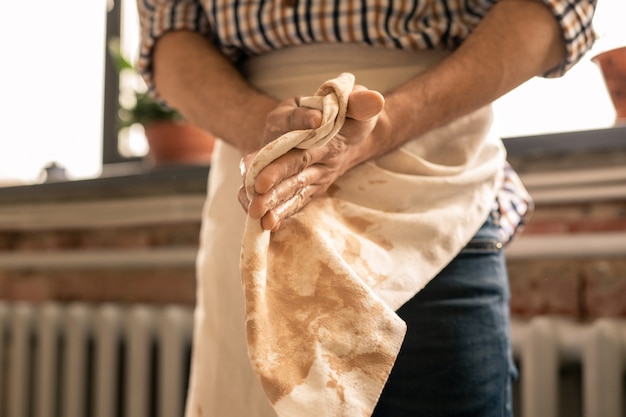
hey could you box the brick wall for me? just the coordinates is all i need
[0,149,625,322]
[507,199,626,320]
[0,170,207,307]
[1,196,624,322]
[0,220,199,305]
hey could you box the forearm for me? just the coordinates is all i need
[152,30,278,154]
[361,0,566,161]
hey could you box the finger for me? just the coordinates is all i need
[347,88,385,121]
[254,148,314,195]
[266,100,322,136]
[261,184,321,231]
[295,98,324,128]
[237,185,250,213]
[248,159,319,218]
[240,154,255,177]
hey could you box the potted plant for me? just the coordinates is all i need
[109,38,215,166]
[592,45,626,125]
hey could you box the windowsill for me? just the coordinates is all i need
[0,163,210,205]
[503,123,626,156]
[0,124,624,206]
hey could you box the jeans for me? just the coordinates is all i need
[372,214,517,417]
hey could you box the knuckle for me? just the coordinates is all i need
[295,172,308,189]
[295,187,308,206]
[299,150,313,168]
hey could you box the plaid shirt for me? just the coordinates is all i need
[137,0,596,244]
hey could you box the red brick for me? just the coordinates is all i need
[0,267,196,305]
[567,218,626,233]
[508,259,582,319]
[522,200,626,235]
[583,259,626,318]
[522,221,569,235]
[0,222,201,253]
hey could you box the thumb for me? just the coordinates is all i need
[346,87,385,121]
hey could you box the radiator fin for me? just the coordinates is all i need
[2,303,625,417]
[0,302,192,417]
[512,317,626,417]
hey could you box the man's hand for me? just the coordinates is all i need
[238,85,385,231]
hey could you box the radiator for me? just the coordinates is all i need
[0,302,193,417]
[1,304,625,417]
[512,317,626,417]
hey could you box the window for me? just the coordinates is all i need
[0,0,107,185]
[0,0,623,186]
[494,0,625,138]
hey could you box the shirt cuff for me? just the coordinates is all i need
[136,0,211,97]
[537,0,597,78]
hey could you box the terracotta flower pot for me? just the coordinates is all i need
[592,46,626,124]
[143,121,216,166]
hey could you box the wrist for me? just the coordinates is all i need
[236,94,280,155]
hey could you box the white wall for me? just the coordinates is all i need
[0,0,107,185]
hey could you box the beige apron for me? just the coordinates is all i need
[186,44,506,417]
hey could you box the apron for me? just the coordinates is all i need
[185,44,506,417]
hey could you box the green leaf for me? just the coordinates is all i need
[109,36,184,129]
[108,37,134,71]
